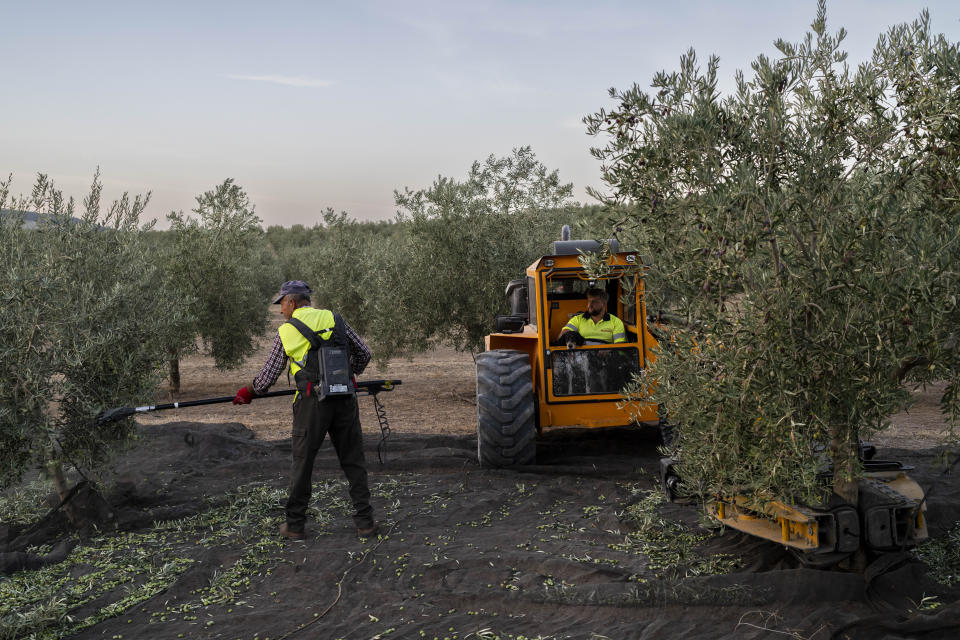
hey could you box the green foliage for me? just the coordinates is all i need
[264,213,415,364]
[300,209,397,338]
[264,148,602,362]
[914,520,960,586]
[0,478,396,639]
[0,172,184,486]
[617,486,741,577]
[0,481,292,639]
[394,146,577,353]
[162,179,279,372]
[265,217,399,286]
[0,479,53,525]
[587,4,960,502]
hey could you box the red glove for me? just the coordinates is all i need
[233,386,254,405]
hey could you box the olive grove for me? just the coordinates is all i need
[265,212,418,364]
[587,3,960,505]
[161,179,279,392]
[266,147,597,362]
[393,146,578,353]
[0,173,184,502]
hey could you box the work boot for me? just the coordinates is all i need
[357,522,380,538]
[279,523,305,540]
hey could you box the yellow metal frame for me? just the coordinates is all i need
[707,495,821,550]
[707,471,929,552]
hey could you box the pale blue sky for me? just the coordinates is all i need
[4,1,958,227]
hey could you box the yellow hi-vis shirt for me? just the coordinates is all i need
[563,312,627,344]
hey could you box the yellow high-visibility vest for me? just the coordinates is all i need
[277,307,335,378]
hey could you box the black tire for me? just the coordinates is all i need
[789,548,854,569]
[659,457,682,502]
[476,349,536,468]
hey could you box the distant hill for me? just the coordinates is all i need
[1,208,85,229]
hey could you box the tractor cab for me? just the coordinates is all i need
[539,264,647,399]
[477,227,661,467]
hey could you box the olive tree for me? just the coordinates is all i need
[586,4,960,505]
[394,146,576,353]
[296,209,384,336]
[162,179,278,391]
[346,224,424,364]
[0,173,184,506]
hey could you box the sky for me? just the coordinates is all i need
[3,1,959,228]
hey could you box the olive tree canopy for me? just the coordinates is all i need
[586,4,960,504]
[0,173,184,491]
[162,179,278,391]
[394,146,576,353]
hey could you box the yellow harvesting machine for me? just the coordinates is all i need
[476,226,661,467]
[478,227,929,565]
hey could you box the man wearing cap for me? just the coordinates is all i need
[233,280,378,540]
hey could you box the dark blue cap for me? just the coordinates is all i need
[272,280,313,304]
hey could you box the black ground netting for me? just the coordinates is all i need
[2,423,959,640]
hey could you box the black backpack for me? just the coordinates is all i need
[286,314,354,401]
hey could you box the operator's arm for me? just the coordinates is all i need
[612,316,627,344]
[342,319,371,375]
[251,334,288,395]
[560,314,583,337]
[558,315,586,347]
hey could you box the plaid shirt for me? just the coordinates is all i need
[252,317,372,395]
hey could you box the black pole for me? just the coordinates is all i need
[149,388,296,412]
[97,380,401,424]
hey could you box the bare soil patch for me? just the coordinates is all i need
[138,309,478,440]
[144,309,954,450]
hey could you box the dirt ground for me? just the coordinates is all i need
[4,311,960,639]
[142,310,955,450]
[141,309,957,452]
[138,310,479,441]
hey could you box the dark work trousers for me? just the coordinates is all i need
[286,392,374,531]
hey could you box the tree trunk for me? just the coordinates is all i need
[831,434,859,506]
[169,356,181,394]
[48,460,82,527]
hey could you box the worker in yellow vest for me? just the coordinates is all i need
[559,287,627,347]
[233,280,378,540]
